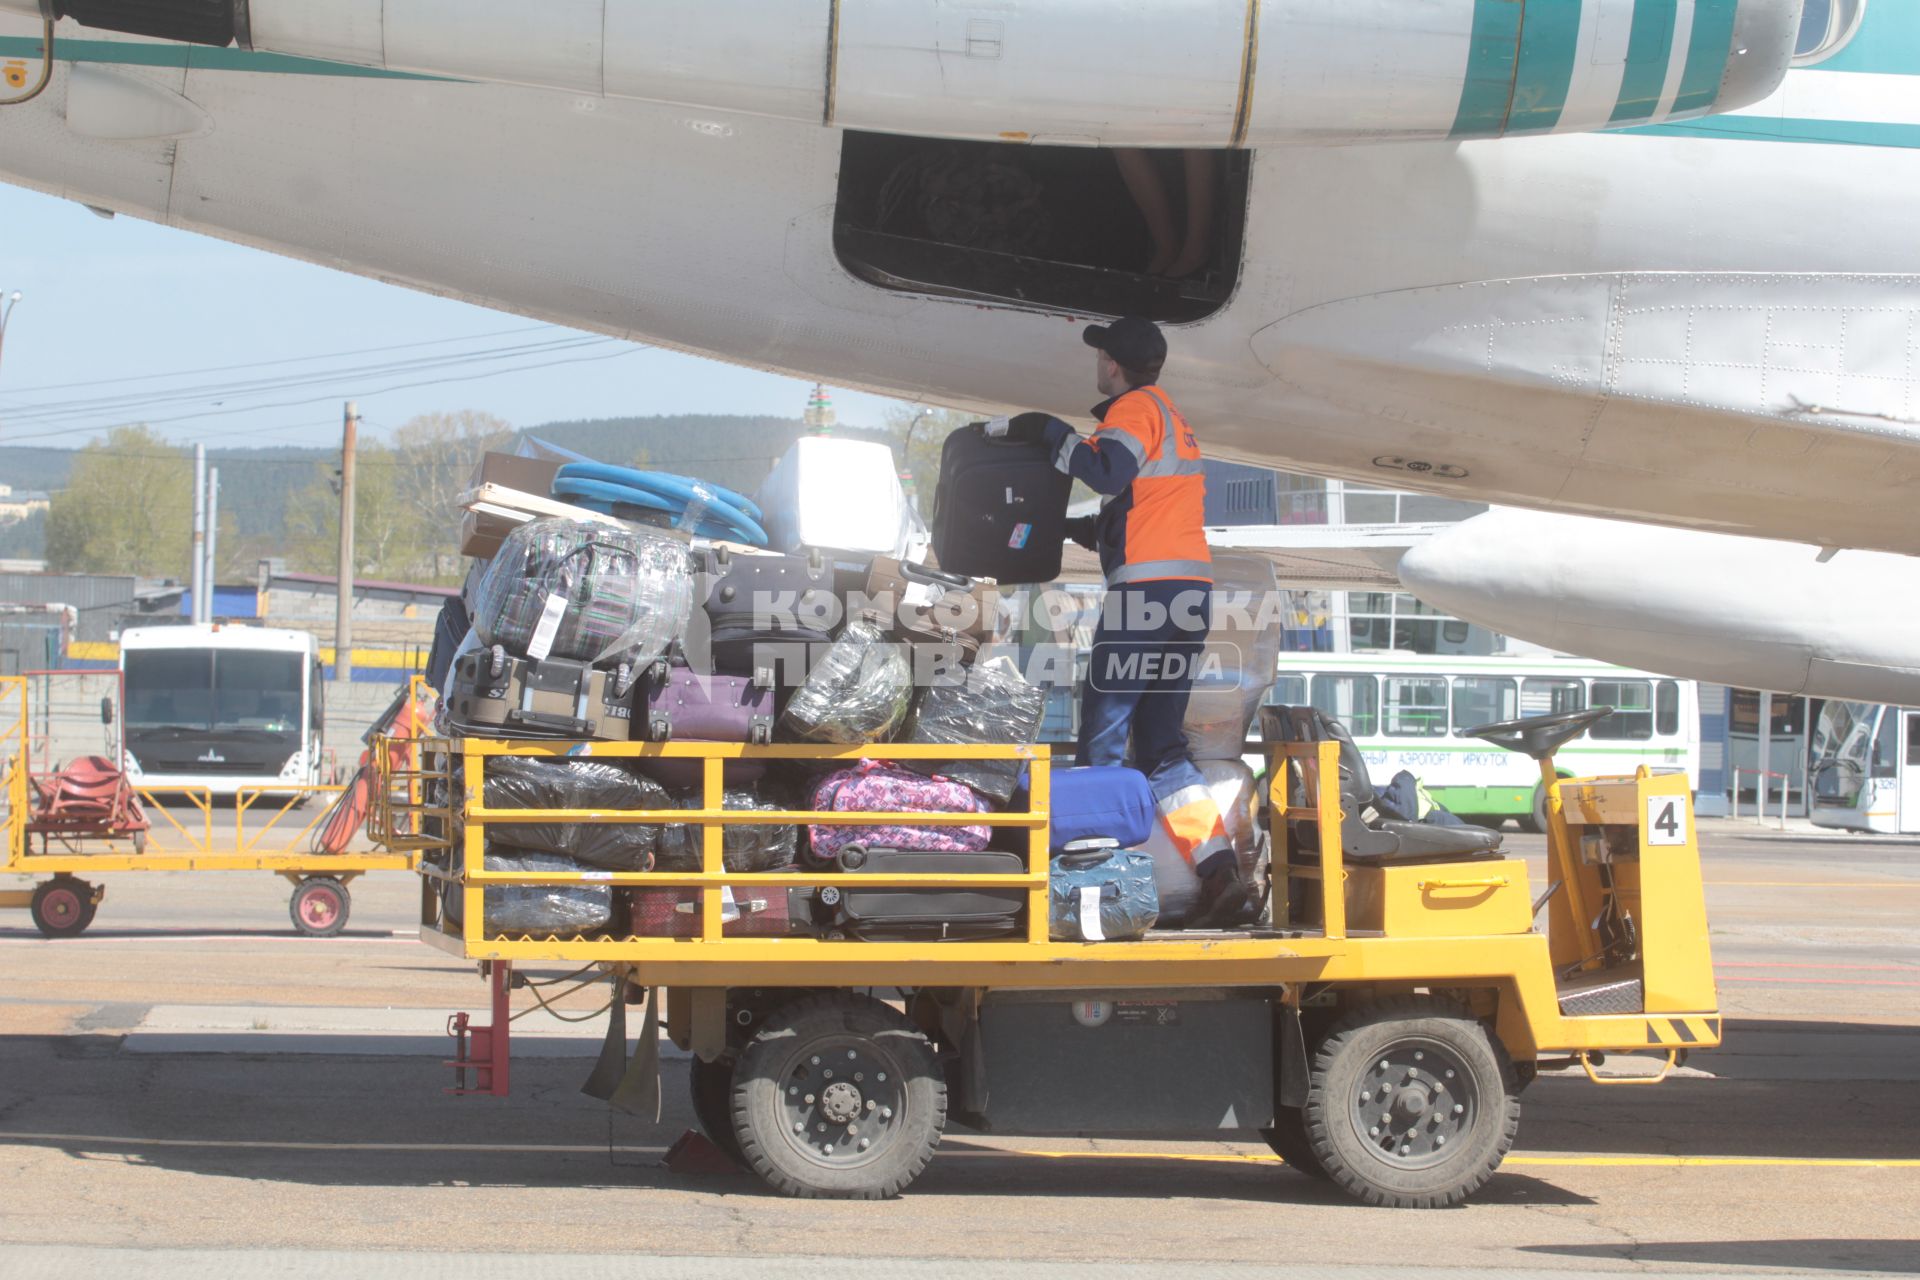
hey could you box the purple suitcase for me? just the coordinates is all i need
[633,664,774,787]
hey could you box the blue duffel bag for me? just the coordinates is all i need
[1049,839,1159,942]
[1047,765,1156,851]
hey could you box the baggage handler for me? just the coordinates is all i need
[986,316,1250,926]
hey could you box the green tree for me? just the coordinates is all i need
[883,405,975,517]
[282,442,416,579]
[44,426,194,576]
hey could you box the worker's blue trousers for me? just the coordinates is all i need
[1076,580,1232,875]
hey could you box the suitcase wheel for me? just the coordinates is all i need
[837,845,868,871]
[818,886,842,907]
[751,665,775,691]
[750,720,773,746]
[487,644,507,680]
[649,714,673,741]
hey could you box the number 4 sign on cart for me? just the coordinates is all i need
[1646,794,1689,846]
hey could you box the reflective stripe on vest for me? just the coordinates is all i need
[1134,389,1204,479]
[1107,559,1215,585]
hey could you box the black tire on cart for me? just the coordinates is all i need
[1262,1105,1330,1179]
[132,829,148,855]
[30,877,97,939]
[688,1054,746,1167]
[1302,995,1520,1209]
[730,990,946,1200]
[289,876,351,937]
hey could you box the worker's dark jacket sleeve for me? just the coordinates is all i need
[1042,415,1140,497]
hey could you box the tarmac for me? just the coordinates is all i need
[0,817,1914,1277]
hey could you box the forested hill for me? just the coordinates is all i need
[0,412,897,546]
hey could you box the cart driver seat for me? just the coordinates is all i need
[1261,706,1504,864]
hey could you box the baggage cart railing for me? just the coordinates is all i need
[392,737,1055,951]
[1266,739,1349,941]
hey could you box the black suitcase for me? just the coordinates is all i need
[445,649,637,741]
[818,846,1026,941]
[697,546,837,676]
[931,415,1072,584]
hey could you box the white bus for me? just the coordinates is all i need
[1266,653,1700,830]
[1810,701,1920,834]
[118,626,325,796]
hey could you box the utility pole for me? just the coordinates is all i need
[191,444,207,626]
[0,291,21,382]
[203,466,220,620]
[336,401,358,682]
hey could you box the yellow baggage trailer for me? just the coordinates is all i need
[393,706,1718,1207]
[0,675,421,937]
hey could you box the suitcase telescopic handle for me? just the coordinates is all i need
[900,562,972,591]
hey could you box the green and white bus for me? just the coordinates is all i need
[1266,653,1699,830]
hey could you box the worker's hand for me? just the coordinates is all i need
[1065,515,1098,550]
[982,416,1014,438]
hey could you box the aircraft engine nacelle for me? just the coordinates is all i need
[1398,509,1920,706]
[10,0,1804,147]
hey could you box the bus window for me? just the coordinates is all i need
[1590,680,1654,740]
[1521,677,1584,716]
[1873,711,1899,778]
[1312,673,1379,737]
[1383,675,1447,738]
[1655,680,1680,737]
[1452,677,1518,736]
[1909,714,1920,767]
[1266,673,1308,706]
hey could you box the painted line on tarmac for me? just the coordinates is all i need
[1719,961,1918,971]
[1718,976,1920,987]
[1707,880,1920,888]
[3,1131,1914,1170]
[0,933,415,946]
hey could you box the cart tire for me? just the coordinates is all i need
[1262,1106,1330,1180]
[1303,995,1520,1209]
[688,1055,746,1167]
[31,877,96,939]
[730,990,946,1200]
[132,829,148,855]
[290,876,351,937]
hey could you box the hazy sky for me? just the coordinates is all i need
[0,184,917,451]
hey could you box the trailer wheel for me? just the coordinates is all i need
[730,990,946,1199]
[688,1055,746,1167]
[1303,995,1520,1209]
[1262,1107,1329,1180]
[31,877,97,939]
[290,876,350,937]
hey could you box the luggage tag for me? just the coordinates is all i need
[527,592,568,661]
[1078,885,1105,942]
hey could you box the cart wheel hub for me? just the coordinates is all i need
[1391,1087,1430,1122]
[820,1081,863,1124]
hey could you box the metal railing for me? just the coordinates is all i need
[1731,768,1793,828]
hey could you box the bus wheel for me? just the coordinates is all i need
[1302,995,1520,1209]
[1516,784,1548,834]
[688,1055,746,1167]
[1262,1106,1329,1180]
[31,877,97,939]
[730,991,946,1200]
[290,876,351,937]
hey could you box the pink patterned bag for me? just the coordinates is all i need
[807,761,992,862]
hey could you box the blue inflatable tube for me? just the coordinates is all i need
[552,466,768,546]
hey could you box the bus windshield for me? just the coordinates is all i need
[1811,700,1878,804]
[125,648,304,735]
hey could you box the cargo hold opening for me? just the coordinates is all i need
[834,132,1248,324]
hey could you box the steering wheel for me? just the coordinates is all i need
[1467,706,1614,761]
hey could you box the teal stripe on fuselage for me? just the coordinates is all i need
[1627,114,1920,149]
[1506,0,1585,132]
[1610,0,1679,124]
[1452,0,1525,137]
[0,34,439,79]
[1672,0,1739,114]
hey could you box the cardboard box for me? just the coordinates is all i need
[458,453,562,557]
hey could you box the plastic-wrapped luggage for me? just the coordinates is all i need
[1049,839,1159,942]
[806,762,992,862]
[1180,553,1283,759]
[470,517,692,670]
[479,756,666,871]
[900,658,1046,802]
[1131,759,1267,925]
[655,786,799,873]
[1137,829,1202,929]
[446,848,614,936]
[779,620,914,745]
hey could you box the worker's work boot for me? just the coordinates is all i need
[1187,854,1252,930]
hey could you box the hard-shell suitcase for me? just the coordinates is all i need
[930,416,1072,584]
[696,546,837,676]
[627,870,816,938]
[857,557,998,647]
[819,846,1025,941]
[633,663,774,787]
[445,650,638,741]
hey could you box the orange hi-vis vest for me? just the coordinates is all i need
[1083,385,1211,586]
